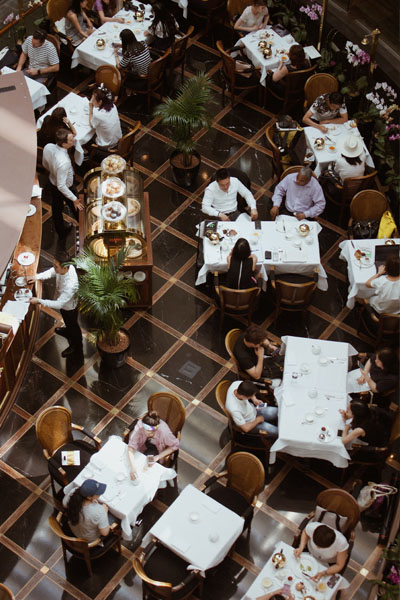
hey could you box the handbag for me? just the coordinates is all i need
[352,219,380,239]
[378,210,397,239]
[357,482,397,511]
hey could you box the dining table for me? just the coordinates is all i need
[269,335,358,468]
[196,214,328,291]
[71,5,154,71]
[36,92,94,166]
[143,483,244,573]
[304,122,375,177]
[63,435,176,540]
[1,66,50,111]
[241,540,348,600]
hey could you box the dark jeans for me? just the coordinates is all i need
[60,307,82,349]
[47,181,78,236]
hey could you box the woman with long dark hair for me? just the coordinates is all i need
[38,106,77,147]
[226,237,258,289]
[145,2,180,51]
[65,0,94,47]
[340,401,388,447]
[353,348,399,407]
[271,45,310,86]
[63,479,110,542]
[114,29,152,83]
[89,84,122,149]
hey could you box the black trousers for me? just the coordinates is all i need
[60,307,82,349]
[47,181,78,236]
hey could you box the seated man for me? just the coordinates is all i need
[270,166,325,221]
[202,168,258,221]
[294,523,349,582]
[16,29,59,83]
[303,91,348,134]
[226,380,278,437]
[233,324,283,384]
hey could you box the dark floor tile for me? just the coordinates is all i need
[180,406,227,465]
[40,217,76,257]
[97,415,129,440]
[197,24,235,48]
[150,285,209,334]
[78,360,143,405]
[162,160,216,194]
[0,471,31,525]
[310,273,348,316]
[267,467,325,523]
[267,309,329,340]
[325,246,349,276]
[117,99,155,125]
[191,310,242,357]
[318,226,343,258]
[152,271,168,296]
[219,102,269,138]
[195,128,244,164]
[134,134,169,172]
[0,543,37,596]
[203,556,255,600]
[35,335,96,371]
[145,179,189,222]
[15,362,62,414]
[122,377,180,419]
[185,45,220,74]
[37,310,57,340]
[56,388,108,428]
[256,193,273,221]
[27,577,78,600]
[127,318,177,368]
[1,426,49,483]
[328,326,374,353]
[230,146,273,186]
[0,411,26,448]
[202,373,236,413]
[103,574,143,600]
[352,521,380,566]
[169,200,203,240]
[152,229,196,276]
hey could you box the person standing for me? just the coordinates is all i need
[28,251,83,358]
[16,29,59,83]
[42,128,83,237]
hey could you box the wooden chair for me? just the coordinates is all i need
[125,49,170,112]
[270,266,318,319]
[188,0,227,31]
[216,380,273,467]
[133,538,203,600]
[91,64,122,100]
[280,165,318,180]
[347,190,389,238]
[169,25,194,84]
[325,169,378,226]
[214,272,260,327]
[147,392,186,471]
[43,33,60,94]
[47,0,78,56]
[304,73,339,108]
[347,409,400,471]
[89,121,141,165]
[226,0,252,33]
[35,406,101,496]
[49,511,121,576]
[358,299,400,348]
[224,329,275,390]
[216,40,262,108]
[0,584,14,600]
[265,119,283,179]
[265,64,316,118]
[201,451,265,531]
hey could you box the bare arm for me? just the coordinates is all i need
[303,107,328,133]
[239,414,264,432]
[293,529,310,558]
[97,9,124,24]
[128,447,138,479]
[98,503,110,536]
[154,446,175,462]
[272,62,288,82]
[312,550,348,581]
[342,426,365,446]
[67,10,89,38]
[234,16,258,32]
[16,51,28,71]
[320,112,348,125]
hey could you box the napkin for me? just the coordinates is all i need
[171,538,191,553]
[205,239,222,265]
[3,301,29,322]
[283,248,307,263]
[32,185,42,198]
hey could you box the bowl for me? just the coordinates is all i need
[281,54,288,61]
[328,144,337,153]
[385,239,396,245]
[96,38,106,50]
[258,40,267,49]
[208,232,220,245]
[317,582,327,592]
[298,223,310,237]
[262,577,272,589]
[272,552,286,569]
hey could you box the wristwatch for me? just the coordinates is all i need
[38,69,41,75]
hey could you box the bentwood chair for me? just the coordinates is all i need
[49,511,121,576]
[188,0,227,32]
[304,73,339,108]
[358,299,400,348]
[216,40,262,108]
[91,65,122,100]
[89,121,141,165]
[226,0,252,34]
[280,165,318,180]
[125,49,171,112]
[169,25,194,84]
[270,266,318,320]
[133,538,203,600]
[224,328,275,390]
[324,169,378,226]
[347,190,390,238]
[147,392,186,471]
[265,64,316,118]
[214,273,261,327]
[0,584,14,600]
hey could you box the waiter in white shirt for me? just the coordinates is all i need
[28,251,82,358]
[42,128,83,238]
[202,168,258,221]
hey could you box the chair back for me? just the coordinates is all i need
[227,0,252,20]
[46,33,61,57]
[48,514,90,556]
[279,64,316,115]
[36,406,73,456]
[95,65,122,98]
[389,410,400,446]
[215,380,233,419]
[315,488,360,537]
[218,285,260,314]
[0,585,14,600]
[280,165,318,180]
[225,328,249,379]
[148,49,171,91]
[47,0,71,21]
[342,170,377,203]
[170,25,194,69]
[377,313,400,345]
[304,73,338,108]
[226,451,265,503]
[349,190,388,222]
[216,40,236,89]
[147,393,186,438]
[272,272,317,311]
[132,557,173,599]
[116,121,141,163]
[265,119,282,178]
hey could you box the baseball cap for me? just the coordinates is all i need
[79,479,106,498]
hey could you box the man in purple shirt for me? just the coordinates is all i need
[270,167,326,220]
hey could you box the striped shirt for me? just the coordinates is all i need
[120,44,152,76]
[21,36,59,70]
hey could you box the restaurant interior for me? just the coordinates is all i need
[0,0,399,599]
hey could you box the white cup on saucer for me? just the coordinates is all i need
[305,235,314,245]
[312,344,321,355]
[308,388,318,399]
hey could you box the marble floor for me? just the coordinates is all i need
[0,18,396,600]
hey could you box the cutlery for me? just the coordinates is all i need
[350,240,355,249]
[325,135,333,142]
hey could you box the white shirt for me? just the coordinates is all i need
[305,522,349,564]
[36,265,79,311]
[92,104,122,148]
[202,177,256,217]
[225,381,257,426]
[42,144,77,202]
[369,276,400,314]
[334,154,365,182]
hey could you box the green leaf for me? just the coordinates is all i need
[337,73,345,83]
[356,75,368,90]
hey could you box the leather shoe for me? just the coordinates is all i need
[55,327,69,338]
[61,345,77,358]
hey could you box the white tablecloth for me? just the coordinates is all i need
[1,66,50,111]
[71,6,153,70]
[338,239,389,309]
[63,435,176,540]
[304,123,374,177]
[196,215,328,291]
[270,336,357,468]
[37,92,94,165]
[144,484,244,572]
[242,541,347,600]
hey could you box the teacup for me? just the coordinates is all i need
[208,532,219,543]
[315,406,325,416]
[308,388,318,399]
[305,235,314,245]
[262,577,272,589]
[293,239,301,248]
[305,413,314,423]
[285,228,294,240]
[301,362,310,374]
[319,356,328,366]
[312,344,321,355]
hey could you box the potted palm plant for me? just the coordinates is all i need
[73,247,139,368]
[153,73,215,188]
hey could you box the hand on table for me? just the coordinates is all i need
[293,547,302,559]
[116,17,125,23]
[270,206,279,220]
[319,125,329,134]
[219,212,230,222]
[312,570,325,582]
[250,208,259,221]
[29,297,40,305]
[130,470,137,481]
[295,212,306,221]
[27,276,36,284]
[357,375,366,385]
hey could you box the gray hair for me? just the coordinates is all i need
[300,166,313,180]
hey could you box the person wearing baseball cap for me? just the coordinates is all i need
[63,479,110,542]
[334,134,365,182]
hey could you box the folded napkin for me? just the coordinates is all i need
[283,248,307,263]
[205,239,222,265]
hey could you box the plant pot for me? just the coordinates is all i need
[170,149,201,189]
[97,328,130,368]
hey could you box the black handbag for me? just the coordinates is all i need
[352,220,380,239]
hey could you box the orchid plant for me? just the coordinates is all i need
[299,2,322,20]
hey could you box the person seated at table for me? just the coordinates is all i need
[202,168,258,221]
[226,380,278,436]
[234,0,269,34]
[294,522,349,582]
[16,29,59,83]
[63,479,110,542]
[233,324,283,384]
[270,166,325,221]
[127,411,179,480]
[252,590,294,600]
[114,29,152,85]
[66,0,95,47]
[37,107,77,148]
[348,348,399,408]
[339,401,390,449]
[89,84,122,150]
[365,255,400,315]
[93,0,124,25]
[226,238,259,289]
[145,2,180,52]
[318,134,365,199]
[269,44,310,93]
[303,91,348,134]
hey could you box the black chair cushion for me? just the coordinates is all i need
[50,440,97,485]
[144,545,194,594]
[206,486,250,518]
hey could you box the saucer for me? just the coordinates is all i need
[308,389,318,399]
[305,236,314,245]
[319,356,328,366]
[14,288,32,302]
[262,577,273,589]
[17,251,35,266]
[305,412,314,423]
[15,276,27,287]
[301,363,310,374]
[189,511,200,523]
[208,532,219,543]
[312,344,321,355]
[27,204,36,216]
[315,406,325,416]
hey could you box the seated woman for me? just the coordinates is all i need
[226,237,258,289]
[270,44,310,92]
[66,0,94,47]
[37,106,76,147]
[89,84,122,150]
[128,411,179,480]
[234,0,269,34]
[303,91,348,134]
[347,348,399,406]
[254,591,294,600]
[145,2,180,52]
[366,255,400,315]
[93,0,124,25]
[339,401,389,448]
[294,523,349,582]
[63,479,110,542]
[114,29,152,86]
[319,134,365,198]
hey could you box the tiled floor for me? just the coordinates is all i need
[0,18,395,600]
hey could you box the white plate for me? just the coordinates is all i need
[360,255,373,267]
[317,426,334,442]
[14,288,32,301]
[305,412,314,423]
[295,554,318,578]
[17,252,35,266]
[319,356,329,366]
[275,567,289,580]
[15,276,27,287]
[27,204,36,216]
[327,145,337,153]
